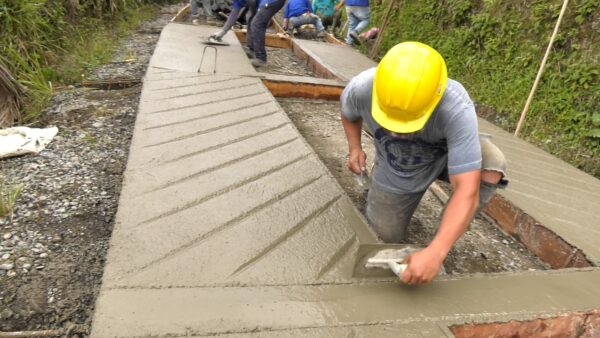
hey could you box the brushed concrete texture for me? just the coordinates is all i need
[479,119,600,264]
[148,23,255,75]
[93,270,600,337]
[292,39,376,81]
[103,143,322,283]
[141,75,258,101]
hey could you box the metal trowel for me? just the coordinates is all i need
[352,244,420,278]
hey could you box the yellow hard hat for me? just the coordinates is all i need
[372,41,448,133]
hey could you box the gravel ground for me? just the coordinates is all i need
[0,5,178,334]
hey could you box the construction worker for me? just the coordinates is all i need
[247,0,286,67]
[282,0,326,38]
[341,42,508,285]
[312,0,342,33]
[336,0,370,45]
[209,0,247,43]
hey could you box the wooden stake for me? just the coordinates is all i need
[514,0,569,137]
[369,0,396,59]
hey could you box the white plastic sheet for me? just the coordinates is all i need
[0,126,59,159]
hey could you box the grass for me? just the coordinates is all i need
[368,0,600,178]
[0,1,168,125]
[0,178,23,219]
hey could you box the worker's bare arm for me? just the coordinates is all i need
[341,114,366,174]
[401,169,480,284]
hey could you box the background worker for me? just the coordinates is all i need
[340,42,508,285]
[282,0,326,38]
[248,0,286,67]
[189,0,221,24]
[209,0,247,43]
[336,0,370,45]
[312,0,342,33]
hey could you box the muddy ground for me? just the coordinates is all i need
[1,3,548,335]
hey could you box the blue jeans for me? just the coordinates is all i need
[245,0,258,51]
[289,13,325,32]
[249,0,286,61]
[345,5,370,44]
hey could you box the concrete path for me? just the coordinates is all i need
[91,23,600,337]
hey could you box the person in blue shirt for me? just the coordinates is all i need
[247,0,286,67]
[282,0,326,37]
[209,0,248,42]
[336,0,370,45]
[312,0,341,32]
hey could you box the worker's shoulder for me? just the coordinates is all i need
[441,78,475,110]
[348,67,376,87]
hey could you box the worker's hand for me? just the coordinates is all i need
[400,247,445,285]
[347,148,367,174]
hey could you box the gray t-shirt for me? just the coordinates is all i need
[341,67,481,193]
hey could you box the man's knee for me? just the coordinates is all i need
[480,133,508,187]
[478,133,509,211]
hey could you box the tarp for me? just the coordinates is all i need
[0,126,59,159]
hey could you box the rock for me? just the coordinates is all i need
[2,233,12,240]
[0,308,14,319]
[0,263,14,270]
[2,253,10,260]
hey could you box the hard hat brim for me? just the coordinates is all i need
[371,71,447,134]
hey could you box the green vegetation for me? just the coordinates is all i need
[0,0,174,123]
[0,177,22,219]
[368,0,599,178]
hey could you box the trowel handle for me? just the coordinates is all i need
[387,261,407,277]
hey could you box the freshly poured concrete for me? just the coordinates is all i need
[91,23,600,337]
[292,39,376,81]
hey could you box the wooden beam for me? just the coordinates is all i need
[171,4,190,22]
[233,30,291,48]
[262,79,344,100]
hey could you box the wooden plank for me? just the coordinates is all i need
[369,0,396,59]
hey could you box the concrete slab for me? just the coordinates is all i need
[148,23,255,75]
[92,20,600,338]
[292,39,376,80]
[479,120,600,264]
[94,269,600,337]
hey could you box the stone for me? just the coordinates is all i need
[0,263,14,270]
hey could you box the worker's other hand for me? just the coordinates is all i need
[400,247,444,285]
[347,148,366,174]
